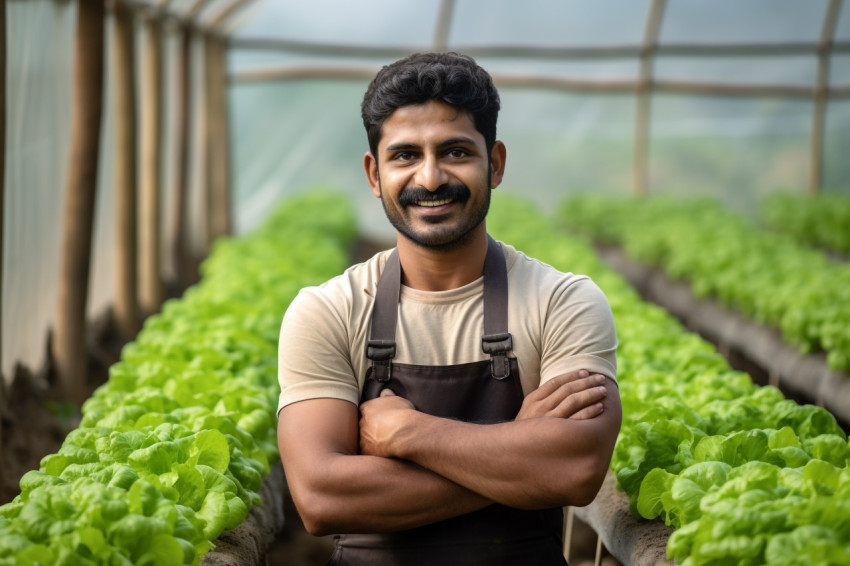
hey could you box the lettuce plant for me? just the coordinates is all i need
[0,190,356,565]
[489,193,850,565]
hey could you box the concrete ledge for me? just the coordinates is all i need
[574,471,675,566]
[597,246,850,428]
[201,461,286,566]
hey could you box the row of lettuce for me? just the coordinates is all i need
[559,194,850,373]
[3,188,847,565]
[489,193,850,565]
[760,192,850,257]
[0,191,357,565]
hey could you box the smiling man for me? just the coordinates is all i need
[276,52,621,565]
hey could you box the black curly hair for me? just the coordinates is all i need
[361,52,501,159]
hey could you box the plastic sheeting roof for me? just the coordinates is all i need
[4,0,850,383]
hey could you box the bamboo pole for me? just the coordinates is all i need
[228,36,850,60]
[197,34,212,252]
[139,10,166,314]
[169,0,212,287]
[207,0,254,31]
[432,0,455,52]
[633,0,667,197]
[54,0,105,405]
[170,22,193,290]
[112,0,140,338]
[230,65,850,101]
[0,0,7,486]
[205,35,231,243]
[809,0,843,195]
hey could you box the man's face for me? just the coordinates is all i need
[364,100,505,251]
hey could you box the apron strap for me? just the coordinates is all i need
[366,237,512,382]
[481,235,513,380]
[366,248,400,383]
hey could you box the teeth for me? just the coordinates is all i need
[416,199,452,207]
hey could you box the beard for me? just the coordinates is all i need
[380,178,491,252]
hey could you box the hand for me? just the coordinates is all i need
[516,369,608,421]
[359,389,417,458]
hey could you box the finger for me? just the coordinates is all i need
[569,402,605,420]
[548,385,607,418]
[530,374,606,413]
[379,388,396,397]
[525,370,589,402]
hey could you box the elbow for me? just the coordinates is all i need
[300,512,335,538]
[289,489,341,537]
[566,453,611,508]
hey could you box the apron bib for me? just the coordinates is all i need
[329,237,567,566]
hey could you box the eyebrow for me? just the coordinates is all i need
[384,137,478,153]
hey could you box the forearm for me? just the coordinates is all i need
[286,451,491,535]
[277,399,491,536]
[391,415,614,509]
[366,379,622,510]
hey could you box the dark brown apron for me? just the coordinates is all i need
[328,237,567,566]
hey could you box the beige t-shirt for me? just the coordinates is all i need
[277,241,617,414]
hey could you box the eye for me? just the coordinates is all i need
[446,148,467,159]
[393,151,415,161]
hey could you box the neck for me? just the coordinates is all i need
[396,225,489,291]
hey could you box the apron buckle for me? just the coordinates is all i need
[482,333,513,380]
[367,340,396,383]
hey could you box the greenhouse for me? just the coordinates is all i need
[2,0,850,564]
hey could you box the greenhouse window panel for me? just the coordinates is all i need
[659,0,831,45]
[225,0,441,48]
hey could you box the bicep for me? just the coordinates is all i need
[277,398,359,492]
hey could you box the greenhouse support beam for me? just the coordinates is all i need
[54,0,105,405]
[228,37,850,60]
[0,0,6,489]
[206,0,254,33]
[633,0,666,197]
[139,9,166,315]
[186,0,215,21]
[169,22,194,289]
[809,0,843,195]
[432,0,455,52]
[112,0,141,339]
[204,34,232,243]
[231,66,850,103]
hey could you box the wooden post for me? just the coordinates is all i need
[112,0,141,338]
[200,34,214,250]
[139,10,165,314]
[170,22,193,290]
[54,0,105,405]
[201,0,254,245]
[633,0,667,196]
[432,0,455,52]
[206,35,231,242]
[809,0,842,195]
[0,0,7,485]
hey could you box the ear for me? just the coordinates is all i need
[364,152,382,198]
[489,141,507,189]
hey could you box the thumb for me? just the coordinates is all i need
[380,388,396,397]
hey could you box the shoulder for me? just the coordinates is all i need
[285,248,394,321]
[500,241,603,301]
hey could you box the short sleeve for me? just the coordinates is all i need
[540,277,618,384]
[277,286,360,415]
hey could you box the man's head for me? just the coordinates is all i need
[361,52,501,159]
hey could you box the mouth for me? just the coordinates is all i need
[414,198,454,208]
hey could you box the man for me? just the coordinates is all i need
[276,52,620,565]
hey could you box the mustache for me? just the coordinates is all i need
[397,184,471,207]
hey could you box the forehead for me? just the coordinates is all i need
[378,101,483,149]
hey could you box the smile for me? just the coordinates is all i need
[415,198,453,207]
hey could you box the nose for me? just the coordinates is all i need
[415,154,449,192]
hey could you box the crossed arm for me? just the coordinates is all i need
[277,369,621,536]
